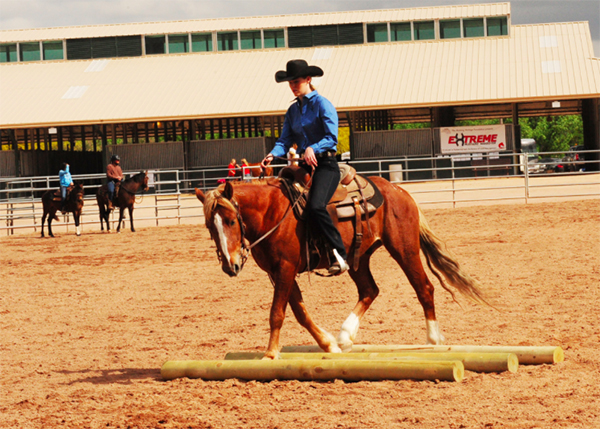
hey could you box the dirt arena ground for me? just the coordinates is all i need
[1,198,599,429]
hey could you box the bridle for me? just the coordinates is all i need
[209,194,251,270]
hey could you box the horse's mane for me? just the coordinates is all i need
[203,181,273,228]
[203,188,237,228]
[126,171,146,183]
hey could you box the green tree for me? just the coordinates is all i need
[519,115,583,153]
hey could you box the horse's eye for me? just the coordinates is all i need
[230,220,236,227]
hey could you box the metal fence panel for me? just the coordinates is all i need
[188,138,268,168]
[0,151,16,177]
[353,129,433,159]
[105,142,184,171]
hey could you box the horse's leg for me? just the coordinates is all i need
[338,247,381,351]
[74,211,81,236]
[264,266,297,360]
[41,211,46,237]
[98,204,105,231]
[128,205,135,232]
[116,207,125,233]
[288,280,342,353]
[383,230,444,345]
[47,209,55,238]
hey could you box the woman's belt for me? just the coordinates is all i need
[300,150,336,159]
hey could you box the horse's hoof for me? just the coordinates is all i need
[262,352,279,360]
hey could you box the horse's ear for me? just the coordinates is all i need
[223,181,234,200]
[195,188,205,203]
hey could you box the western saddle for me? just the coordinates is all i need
[278,163,384,271]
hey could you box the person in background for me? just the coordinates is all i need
[240,158,251,182]
[106,154,123,209]
[287,143,300,166]
[261,59,349,275]
[58,162,73,214]
[228,158,239,181]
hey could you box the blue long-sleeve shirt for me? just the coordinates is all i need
[270,90,338,158]
[59,165,72,187]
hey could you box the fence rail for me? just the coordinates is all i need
[1,151,599,236]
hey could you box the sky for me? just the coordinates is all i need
[0,0,598,56]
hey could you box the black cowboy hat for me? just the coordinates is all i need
[275,59,324,83]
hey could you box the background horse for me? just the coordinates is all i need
[41,183,85,237]
[242,162,273,178]
[96,171,149,233]
[196,179,490,360]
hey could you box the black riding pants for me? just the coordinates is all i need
[303,156,347,260]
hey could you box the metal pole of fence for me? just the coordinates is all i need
[451,158,456,208]
[176,170,181,225]
[524,156,530,203]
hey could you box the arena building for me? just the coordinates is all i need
[1,2,598,177]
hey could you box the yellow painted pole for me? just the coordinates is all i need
[224,351,518,373]
[280,344,564,365]
[161,359,464,382]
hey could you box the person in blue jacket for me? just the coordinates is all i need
[58,162,73,214]
[261,59,349,275]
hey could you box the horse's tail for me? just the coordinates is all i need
[417,206,492,307]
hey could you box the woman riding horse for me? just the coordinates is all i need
[196,179,490,360]
[96,171,149,233]
[41,183,85,237]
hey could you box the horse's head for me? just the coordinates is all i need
[196,182,247,277]
[141,171,149,192]
[71,183,85,206]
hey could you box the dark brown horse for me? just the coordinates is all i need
[195,179,489,360]
[41,183,85,238]
[96,171,149,233]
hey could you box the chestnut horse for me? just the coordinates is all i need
[196,179,489,359]
[233,162,273,179]
[41,183,85,237]
[96,171,149,233]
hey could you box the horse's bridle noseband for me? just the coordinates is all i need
[211,195,250,270]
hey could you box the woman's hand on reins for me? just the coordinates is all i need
[303,147,318,168]
[261,154,274,170]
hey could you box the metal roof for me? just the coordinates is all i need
[0,3,511,42]
[1,21,599,129]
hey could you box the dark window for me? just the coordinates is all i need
[313,25,339,46]
[43,41,64,60]
[67,36,141,59]
[440,20,461,39]
[91,37,117,58]
[338,24,363,45]
[116,36,142,57]
[289,24,363,48]
[0,43,17,62]
[414,21,435,40]
[487,17,508,36]
[288,26,313,48]
[66,39,92,60]
[263,29,284,48]
[241,30,261,50]
[391,22,411,41]
[192,33,212,52]
[463,18,484,38]
[168,34,188,53]
[145,35,166,55]
[20,42,41,61]
[367,24,388,43]
[218,32,238,51]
